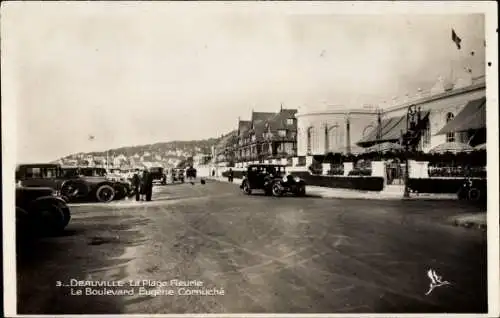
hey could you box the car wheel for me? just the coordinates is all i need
[34,202,66,235]
[113,184,127,200]
[242,181,252,195]
[272,183,283,197]
[468,188,481,201]
[96,184,116,203]
[61,181,88,200]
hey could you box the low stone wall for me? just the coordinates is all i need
[221,169,385,191]
[408,177,487,194]
[290,172,385,191]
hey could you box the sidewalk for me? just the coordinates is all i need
[207,177,458,201]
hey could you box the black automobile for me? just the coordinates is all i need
[171,168,185,183]
[16,164,131,203]
[240,164,306,197]
[16,185,71,237]
[149,167,167,185]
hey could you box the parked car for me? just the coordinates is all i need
[16,185,71,237]
[149,166,167,185]
[240,164,306,197]
[170,168,185,183]
[16,164,131,203]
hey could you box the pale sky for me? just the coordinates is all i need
[1,3,487,162]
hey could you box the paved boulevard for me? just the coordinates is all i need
[16,180,487,314]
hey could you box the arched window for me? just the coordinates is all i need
[363,125,375,138]
[327,125,339,152]
[446,112,455,142]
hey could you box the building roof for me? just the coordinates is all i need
[215,130,238,151]
[238,120,251,136]
[251,111,276,124]
[241,109,298,141]
[241,111,277,139]
[267,109,298,132]
[436,97,486,135]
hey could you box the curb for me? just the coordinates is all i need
[208,178,459,201]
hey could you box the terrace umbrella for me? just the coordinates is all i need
[428,142,475,154]
[474,143,487,150]
[363,142,404,154]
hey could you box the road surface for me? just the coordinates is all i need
[16,180,487,314]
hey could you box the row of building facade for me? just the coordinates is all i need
[213,73,487,167]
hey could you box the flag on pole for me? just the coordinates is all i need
[451,29,462,49]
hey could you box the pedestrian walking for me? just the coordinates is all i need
[228,168,234,182]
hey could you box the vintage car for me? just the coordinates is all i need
[149,166,167,185]
[16,164,131,203]
[170,168,185,183]
[16,185,71,237]
[240,164,306,197]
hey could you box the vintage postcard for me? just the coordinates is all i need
[2,1,498,317]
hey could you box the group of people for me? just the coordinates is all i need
[130,168,154,201]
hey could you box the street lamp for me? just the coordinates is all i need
[403,105,421,198]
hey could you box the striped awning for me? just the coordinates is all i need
[436,97,486,135]
[428,142,475,154]
[363,142,404,154]
[357,111,430,146]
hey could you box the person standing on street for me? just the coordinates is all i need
[228,168,234,183]
[142,168,154,201]
[131,168,141,201]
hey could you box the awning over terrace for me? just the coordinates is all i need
[436,97,486,135]
[357,111,430,147]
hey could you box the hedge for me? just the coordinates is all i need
[290,171,384,191]
[408,178,487,194]
[222,170,384,191]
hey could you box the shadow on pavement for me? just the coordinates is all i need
[16,214,148,315]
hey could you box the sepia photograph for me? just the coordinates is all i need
[2,1,498,317]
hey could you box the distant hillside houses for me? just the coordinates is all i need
[59,138,216,169]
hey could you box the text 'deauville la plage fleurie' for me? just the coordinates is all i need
[57,279,226,297]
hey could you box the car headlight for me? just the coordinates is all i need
[294,177,301,183]
[282,176,288,182]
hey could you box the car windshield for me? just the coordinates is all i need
[265,166,285,176]
[80,168,107,177]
